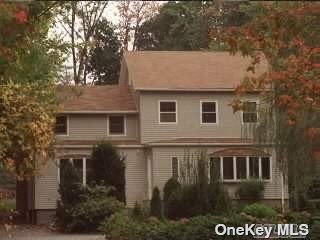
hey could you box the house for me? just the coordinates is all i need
[26,51,289,224]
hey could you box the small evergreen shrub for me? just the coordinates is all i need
[132,201,144,220]
[243,203,277,220]
[56,160,84,229]
[64,185,124,232]
[150,187,162,219]
[236,179,265,202]
[163,177,181,202]
[89,141,126,202]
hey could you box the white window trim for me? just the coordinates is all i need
[57,157,88,186]
[158,100,178,124]
[241,100,259,125]
[107,115,127,136]
[171,156,180,178]
[200,100,219,125]
[221,155,272,183]
[55,115,69,136]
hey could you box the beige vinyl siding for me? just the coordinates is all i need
[34,159,59,209]
[121,148,148,207]
[56,114,139,141]
[35,147,146,210]
[151,146,288,200]
[139,92,259,143]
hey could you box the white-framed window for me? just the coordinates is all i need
[171,157,179,179]
[108,115,126,135]
[159,100,177,124]
[55,115,68,135]
[242,101,258,123]
[215,156,271,181]
[58,157,91,186]
[200,101,218,124]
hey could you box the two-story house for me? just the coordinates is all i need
[25,51,288,224]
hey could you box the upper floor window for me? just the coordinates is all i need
[55,116,68,135]
[242,101,258,123]
[201,101,217,124]
[159,101,177,123]
[109,116,125,135]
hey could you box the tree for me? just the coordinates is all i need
[56,1,109,85]
[0,2,62,178]
[87,19,121,85]
[89,141,126,202]
[150,187,162,219]
[117,1,160,51]
[211,2,320,210]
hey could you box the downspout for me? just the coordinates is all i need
[147,156,152,200]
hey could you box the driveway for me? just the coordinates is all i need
[0,225,105,240]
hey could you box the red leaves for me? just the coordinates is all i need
[14,10,28,24]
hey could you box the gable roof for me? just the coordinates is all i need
[124,51,268,91]
[57,85,137,113]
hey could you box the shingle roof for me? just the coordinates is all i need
[57,85,137,113]
[124,51,268,91]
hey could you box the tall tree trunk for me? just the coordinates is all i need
[71,2,78,85]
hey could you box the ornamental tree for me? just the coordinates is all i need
[210,2,320,210]
[0,2,62,178]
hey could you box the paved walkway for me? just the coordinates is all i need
[0,225,105,240]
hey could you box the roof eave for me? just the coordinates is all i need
[59,110,138,114]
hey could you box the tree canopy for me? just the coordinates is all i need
[212,1,320,209]
[0,2,62,178]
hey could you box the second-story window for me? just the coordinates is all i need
[159,101,177,123]
[242,101,258,123]
[201,101,217,124]
[109,116,125,135]
[55,116,68,135]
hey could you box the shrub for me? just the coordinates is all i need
[100,213,253,240]
[236,179,265,202]
[163,178,181,202]
[89,141,126,202]
[150,187,162,219]
[284,211,312,224]
[243,203,277,220]
[311,217,320,240]
[132,201,143,220]
[64,185,124,232]
[56,160,84,229]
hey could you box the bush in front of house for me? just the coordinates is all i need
[243,203,277,220]
[100,211,253,240]
[64,185,124,232]
[236,178,265,203]
[89,141,126,202]
[150,187,162,219]
[56,159,85,229]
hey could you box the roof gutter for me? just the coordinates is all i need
[59,110,138,114]
[55,144,144,149]
[146,142,273,147]
[135,88,266,92]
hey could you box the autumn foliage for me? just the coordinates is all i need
[212,2,320,126]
